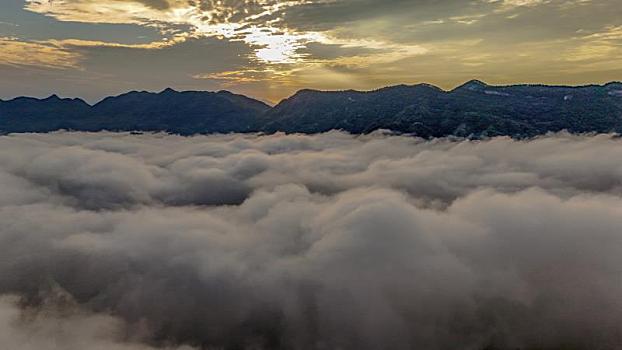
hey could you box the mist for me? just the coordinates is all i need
[1,131,622,350]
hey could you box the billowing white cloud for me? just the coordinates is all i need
[1,131,622,349]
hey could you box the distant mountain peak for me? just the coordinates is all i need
[605,81,622,89]
[468,79,488,86]
[454,79,489,92]
[416,83,443,90]
[375,83,441,92]
[295,88,321,95]
[160,87,178,94]
[45,94,61,100]
[292,84,443,98]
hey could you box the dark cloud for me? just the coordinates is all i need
[283,0,487,31]
[1,132,622,349]
[137,0,171,10]
[299,42,388,61]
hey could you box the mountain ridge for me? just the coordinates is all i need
[3,80,621,102]
[2,81,622,137]
[3,80,620,105]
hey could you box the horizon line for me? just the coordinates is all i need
[2,79,621,107]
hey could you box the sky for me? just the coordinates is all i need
[0,0,621,104]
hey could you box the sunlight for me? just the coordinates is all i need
[242,27,317,63]
[25,0,324,64]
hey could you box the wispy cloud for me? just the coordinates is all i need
[0,37,81,69]
[24,0,326,63]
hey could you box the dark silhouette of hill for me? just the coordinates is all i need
[0,89,270,135]
[2,81,622,137]
[0,95,91,133]
[263,81,622,137]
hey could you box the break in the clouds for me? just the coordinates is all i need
[0,0,620,102]
[1,131,622,349]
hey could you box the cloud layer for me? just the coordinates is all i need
[1,131,622,349]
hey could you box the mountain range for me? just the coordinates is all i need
[2,80,622,137]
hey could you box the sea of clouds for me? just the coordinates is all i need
[1,131,622,350]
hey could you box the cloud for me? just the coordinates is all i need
[1,131,622,349]
[24,0,326,64]
[0,295,195,350]
[22,0,559,66]
[0,35,188,71]
[9,0,621,102]
[0,37,81,69]
[565,25,622,64]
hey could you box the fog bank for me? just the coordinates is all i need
[1,131,622,350]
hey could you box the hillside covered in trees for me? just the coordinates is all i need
[2,81,622,137]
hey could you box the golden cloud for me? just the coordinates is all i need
[0,34,192,70]
[25,0,324,64]
[0,37,81,69]
[23,1,426,66]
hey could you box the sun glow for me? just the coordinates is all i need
[22,0,432,68]
[25,0,324,64]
